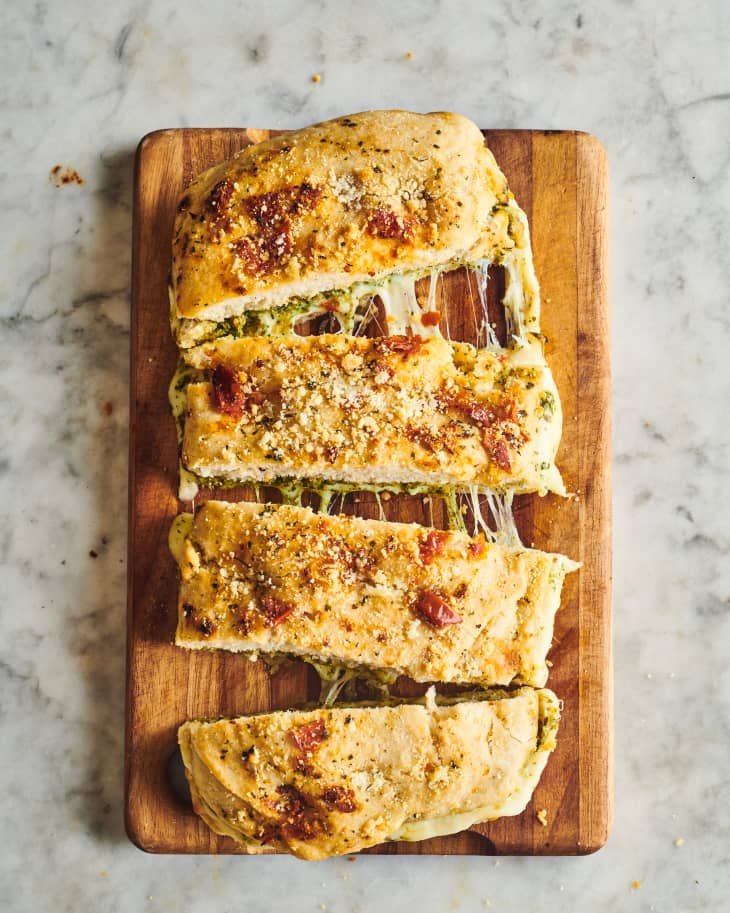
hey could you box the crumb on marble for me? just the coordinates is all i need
[406,51,413,59]
[632,880,641,889]
[674,837,684,847]
[49,164,84,187]
[536,808,548,827]
[312,73,321,83]
[89,549,99,559]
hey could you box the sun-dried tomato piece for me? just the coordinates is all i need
[211,363,246,417]
[375,334,424,359]
[289,718,327,754]
[206,179,235,220]
[261,595,295,627]
[321,785,357,813]
[421,310,441,327]
[483,435,512,471]
[418,530,449,565]
[467,535,487,559]
[439,391,523,473]
[272,785,323,842]
[414,590,462,628]
[366,206,417,241]
[231,183,323,276]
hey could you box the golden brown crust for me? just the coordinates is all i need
[178,690,559,860]
[180,334,564,494]
[171,110,512,335]
[174,501,575,686]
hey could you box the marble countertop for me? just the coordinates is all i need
[2,0,729,909]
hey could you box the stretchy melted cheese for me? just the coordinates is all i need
[170,110,537,347]
[172,501,577,687]
[178,688,560,859]
[179,334,565,495]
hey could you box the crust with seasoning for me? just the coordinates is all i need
[171,501,577,687]
[178,333,564,494]
[178,688,560,860]
[171,110,519,346]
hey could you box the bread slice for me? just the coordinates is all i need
[171,501,577,688]
[170,110,538,347]
[178,333,565,495]
[178,687,560,859]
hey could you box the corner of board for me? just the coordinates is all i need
[125,800,173,854]
[136,129,182,163]
[574,131,609,166]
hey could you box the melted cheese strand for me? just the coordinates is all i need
[485,490,522,547]
[352,295,377,337]
[468,483,493,539]
[452,486,523,548]
[425,495,435,529]
[426,268,441,313]
[472,260,501,349]
[179,466,200,501]
[376,274,443,339]
[320,666,358,707]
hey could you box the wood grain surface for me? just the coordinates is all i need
[126,128,611,855]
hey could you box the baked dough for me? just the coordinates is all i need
[172,501,577,687]
[179,333,565,494]
[178,688,560,859]
[171,110,527,347]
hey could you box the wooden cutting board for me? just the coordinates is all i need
[126,128,611,855]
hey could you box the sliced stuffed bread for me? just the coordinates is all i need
[178,687,560,859]
[171,109,538,347]
[171,501,577,688]
[176,333,564,496]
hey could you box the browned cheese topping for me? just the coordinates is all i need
[175,501,575,687]
[181,334,563,493]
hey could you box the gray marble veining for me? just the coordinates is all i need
[1,0,729,909]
